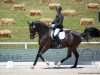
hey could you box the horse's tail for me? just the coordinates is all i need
[98,29,100,36]
[80,33,91,42]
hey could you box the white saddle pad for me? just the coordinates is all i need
[58,31,65,39]
[50,30,65,40]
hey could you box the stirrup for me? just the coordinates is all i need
[57,44,61,49]
[57,43,63,48]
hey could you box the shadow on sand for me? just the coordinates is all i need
[44,66,84,69]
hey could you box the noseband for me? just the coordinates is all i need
[30,25,38,38]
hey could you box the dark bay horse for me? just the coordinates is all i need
[28,21,82,68]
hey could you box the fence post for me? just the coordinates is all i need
[25,43,27,49]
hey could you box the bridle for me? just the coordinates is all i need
[29,24,38,39]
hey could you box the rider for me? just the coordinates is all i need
[51,6,64,47]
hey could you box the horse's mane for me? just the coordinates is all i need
[33,21,49,29]
[32,21,49,34]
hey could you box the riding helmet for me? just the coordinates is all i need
[56,6,62,11]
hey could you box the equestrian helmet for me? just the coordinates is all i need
[56,6,62,11]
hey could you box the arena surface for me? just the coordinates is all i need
[0,64,100,75]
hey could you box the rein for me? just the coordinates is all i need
[30,32,38,39]
[34,33,38,39]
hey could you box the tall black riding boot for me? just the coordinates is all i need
[55,36,61,48]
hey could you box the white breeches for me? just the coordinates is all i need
[54,28,60,37]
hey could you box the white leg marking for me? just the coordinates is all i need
[45,61,49,65]
[57,62,62,66]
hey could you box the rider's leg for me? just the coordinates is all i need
[54,28,60,37]
[55,35,61,44]
[54,28,61,44]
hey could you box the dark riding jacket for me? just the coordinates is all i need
[52,13,64,29]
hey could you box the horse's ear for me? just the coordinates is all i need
[32,22,34,24]
[32,22,35,28]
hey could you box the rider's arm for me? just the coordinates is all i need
[54,15,64,28]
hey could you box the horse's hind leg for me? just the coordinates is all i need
[57,50,72,66]
[71,50,79,68]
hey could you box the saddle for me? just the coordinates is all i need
[50,29,66,48]
[50,29,66,40]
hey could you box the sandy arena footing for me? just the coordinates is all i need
[0,65,100,75]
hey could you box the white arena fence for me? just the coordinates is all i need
[0,42,100,68]
[0,42,100,49]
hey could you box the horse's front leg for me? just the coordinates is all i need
[33,51,40,66]
[39,54,49,65]
[33,36,52,68]
[32,46,42,69]
[38,45,50,65]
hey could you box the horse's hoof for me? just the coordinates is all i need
[31,66,34,69]
[57,62,61,66]
[45,61,49,65]
[70,66,77,68]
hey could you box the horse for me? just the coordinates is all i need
[28,21,82,68]
[81,27,100,41]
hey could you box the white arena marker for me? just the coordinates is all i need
[6,61,14,68]
[95,62,100,67]
[92,61,100,67]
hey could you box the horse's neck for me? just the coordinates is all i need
[37,29,48,45]
[35,22,49,44]
[37,27,49,40]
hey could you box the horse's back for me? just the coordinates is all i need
[65,30,82,43]
[65,30,81,37]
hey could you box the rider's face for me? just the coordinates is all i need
[56,9,61,14]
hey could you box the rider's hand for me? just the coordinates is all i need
[51,24,55,27]
[51,24,55,29]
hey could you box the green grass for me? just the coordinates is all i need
[0,0,100,48]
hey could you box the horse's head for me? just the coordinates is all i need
[28,21,49,39]
[27,21,37,39]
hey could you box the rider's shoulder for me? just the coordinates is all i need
[59,13,64,18]
[58,13,63,17]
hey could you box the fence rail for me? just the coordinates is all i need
[0,42,100,49]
